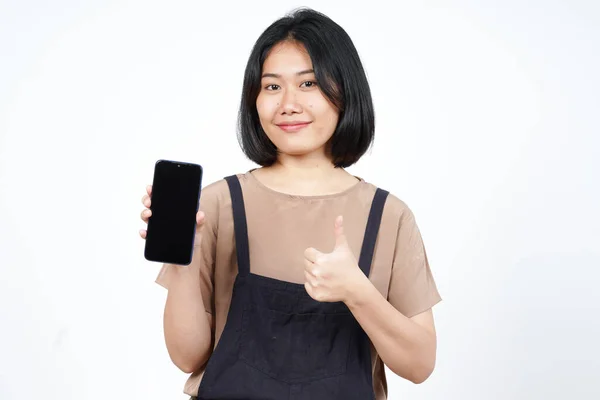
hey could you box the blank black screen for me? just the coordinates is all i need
[144,160,202,265]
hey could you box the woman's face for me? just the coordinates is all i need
[256,41,339,163]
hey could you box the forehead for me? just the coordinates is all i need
[262,41,314,74]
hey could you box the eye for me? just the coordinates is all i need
[301,81,317,88]
[265,84,280,91]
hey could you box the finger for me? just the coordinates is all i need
[303,247,321,263]
[141,209,152,222]
[304,270,318,286]
[142,194,151,208]
[196,211,205,225]
[146,185,152,196]
[334,215,348,249]
[303,258,313,271]
[139,229,147,239]
[303,259,319,277]
[304,281,314,298]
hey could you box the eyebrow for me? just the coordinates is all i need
[261,69,315,79]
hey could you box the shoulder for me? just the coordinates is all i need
[197,173,245,233]
[199,171,254,211]
[358,179,415,224]
[200,176,231,205]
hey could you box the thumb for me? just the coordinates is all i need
[334,215,348,250]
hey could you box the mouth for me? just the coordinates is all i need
[276,122,312,132]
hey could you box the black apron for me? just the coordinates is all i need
[196,175,389,400]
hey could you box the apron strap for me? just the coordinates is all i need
[225,175,251,277]
[358,188,390,276]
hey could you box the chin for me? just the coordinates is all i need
[275,138,327,154]
[277,146,318,157]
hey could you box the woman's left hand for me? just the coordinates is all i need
[303,216,369,304]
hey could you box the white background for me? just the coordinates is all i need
[1,0,599,399]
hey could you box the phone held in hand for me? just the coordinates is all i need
[144,159,203,266]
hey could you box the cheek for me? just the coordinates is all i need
[311,100,339,129]
[256,95,277,121]
[310,91,336,113]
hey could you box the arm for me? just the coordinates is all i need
[303,210,440,383]
[346,278,437,384]
[146,183,219,374]
[163,261,213,373]
[157,205,217,374]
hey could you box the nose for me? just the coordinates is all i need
[280,87,303,115]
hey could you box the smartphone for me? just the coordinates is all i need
[144,159,203,265]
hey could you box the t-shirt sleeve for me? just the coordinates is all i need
[154,186,218,315]
[387,206,441,318]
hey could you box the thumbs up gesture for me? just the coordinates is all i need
[303,215,368,304]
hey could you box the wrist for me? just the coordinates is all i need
[344,273,373,310]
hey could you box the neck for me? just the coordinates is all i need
[268,157,339,182]
[254,155,358,197]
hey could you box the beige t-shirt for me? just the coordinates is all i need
[156,170,442,399]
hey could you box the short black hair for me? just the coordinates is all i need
[237,7,375,168]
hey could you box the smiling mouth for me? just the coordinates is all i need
[277,122,312,132]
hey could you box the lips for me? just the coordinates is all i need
[276,121,312,132]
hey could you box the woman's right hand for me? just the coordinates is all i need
[139,184,205,239]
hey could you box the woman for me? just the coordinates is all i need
[140,8,441,400]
